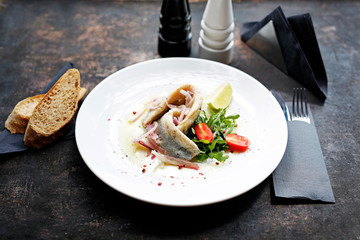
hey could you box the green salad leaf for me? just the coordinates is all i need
[188,108,239,162]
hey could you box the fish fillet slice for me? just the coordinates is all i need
[155,109,200,160]
[142,84,203,133]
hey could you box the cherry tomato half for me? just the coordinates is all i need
[225,134,250,152]
[194,122,213,142]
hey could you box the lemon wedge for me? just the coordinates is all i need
[208,82,233,109]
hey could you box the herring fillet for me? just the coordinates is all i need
[142,84,203,129]
[176,85,202,133]
[155,110,199,160]
[140,84,203,161]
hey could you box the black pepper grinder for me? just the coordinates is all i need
[158,0,192,57]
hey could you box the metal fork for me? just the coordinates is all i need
[291,88,311,124]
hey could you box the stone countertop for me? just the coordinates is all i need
[0,0,359,239]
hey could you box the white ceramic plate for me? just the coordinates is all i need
[75,58,287,207]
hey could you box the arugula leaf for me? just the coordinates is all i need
[188,108,239,162]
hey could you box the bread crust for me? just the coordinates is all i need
[24,68,81,149]
[24,121,72,149]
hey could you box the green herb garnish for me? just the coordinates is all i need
[188,108,239,162]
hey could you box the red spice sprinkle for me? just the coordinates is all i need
[107,118,111,121]
[133,111,137,115]
[199,173,203,176]
[158,182,162,186]
[178,165,183,169]
[216,162,220,165]
[143,165,147,168]
[151,154,156,160]
[170,176,174,178]
[142,168,146,173]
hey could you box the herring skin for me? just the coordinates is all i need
[156,110,200,160]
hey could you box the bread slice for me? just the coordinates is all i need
[24,68,81,149]
[5,95,44,134]
[5,87,87,134]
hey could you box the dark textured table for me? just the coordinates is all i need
[1,0,359,239]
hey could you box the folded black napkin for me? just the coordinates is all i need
[272,104,335,203]
[241,6,328,101]
[0,62,82,155]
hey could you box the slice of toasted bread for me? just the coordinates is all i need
[5,87,87,134]
[24,68,81,149]
[5,95,44,134]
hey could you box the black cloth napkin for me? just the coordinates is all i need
[241,6,328,101]
[0,62,82,154]
[272,104,335,203]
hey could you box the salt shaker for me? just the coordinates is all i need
[158,0,192,57]
[198,0,234,64]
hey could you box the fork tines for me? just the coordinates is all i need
[292,88,310,123]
